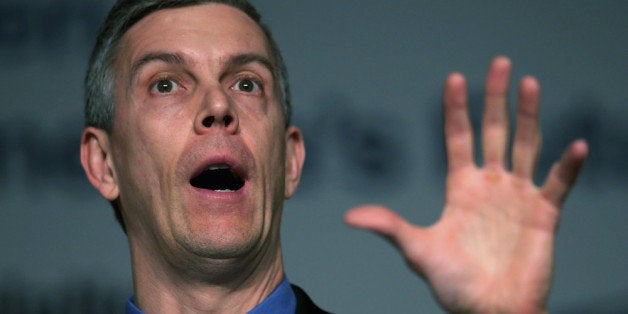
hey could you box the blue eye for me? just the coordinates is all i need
[153,79,179,94]
[233,79,261,93]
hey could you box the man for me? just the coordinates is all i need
[80,0,588,313]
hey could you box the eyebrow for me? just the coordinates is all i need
[224,53,277,79]
[129,52,277,83]
[129,52,186,83]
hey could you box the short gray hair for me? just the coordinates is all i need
[85,0,291,133]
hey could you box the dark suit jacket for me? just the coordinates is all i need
[291,285,331,314]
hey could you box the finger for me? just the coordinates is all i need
[512,76,541,178]
[541,140,588,207]
[443,72,474,172]
[482,56,512,168]
[344,205,426,250]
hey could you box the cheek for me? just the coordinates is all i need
[262,128,287,188]
[112,138,158,203]
[112,119,183,203]
[112,134,186,235]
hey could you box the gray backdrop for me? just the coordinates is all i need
[1,1,627,313]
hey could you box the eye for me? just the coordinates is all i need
[232,78,261,93]
[152,79,180,94]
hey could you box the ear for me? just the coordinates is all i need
[80,127,120,201]
[284,126,305,199]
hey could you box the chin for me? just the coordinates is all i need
[172,214,265,260]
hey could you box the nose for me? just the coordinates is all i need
[194,87,239,134]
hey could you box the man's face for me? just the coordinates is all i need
[100,4,303,261]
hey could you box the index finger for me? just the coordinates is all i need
[443,72,475,172]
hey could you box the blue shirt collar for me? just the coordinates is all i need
[125,277,296,314]
[247,277,296,314]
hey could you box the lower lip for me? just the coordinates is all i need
[190,183,247,202]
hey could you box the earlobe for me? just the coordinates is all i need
[80,127,120,201]
[284,126,306,199]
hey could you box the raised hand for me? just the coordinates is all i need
[344,57,588,313]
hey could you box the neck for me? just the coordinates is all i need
[128,237,285,313]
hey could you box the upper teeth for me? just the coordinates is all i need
[208,164,230,171]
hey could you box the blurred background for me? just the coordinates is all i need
[1,0,627,312]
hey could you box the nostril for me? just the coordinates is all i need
[202,116,214,127]
[224,115,233,126]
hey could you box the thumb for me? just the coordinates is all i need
[344,205,426,250]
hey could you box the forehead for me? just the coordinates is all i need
[118,3,271,70]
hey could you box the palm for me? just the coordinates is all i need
[419,168,557,312]
[345,57,587,313]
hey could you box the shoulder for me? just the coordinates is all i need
[291,284,332,314]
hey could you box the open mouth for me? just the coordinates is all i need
[190,164,245,192]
